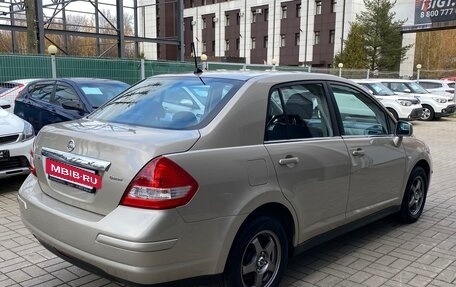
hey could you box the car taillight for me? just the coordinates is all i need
[29,139,36,176]
[120,157,199,209]
[15,84,25,99]
[445,89,454,94]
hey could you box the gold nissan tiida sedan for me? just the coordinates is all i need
[18,72,432,287]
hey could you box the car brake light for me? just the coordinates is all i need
[15,84,25,99]
[29,139,36,176]
[121,157,199,209]
[445,89,454,94]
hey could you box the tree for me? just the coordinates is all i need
[356,0,411,71]
[334,22,368,69]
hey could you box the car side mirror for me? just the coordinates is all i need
[403,88,411,93]
[395,120,413,136]
[62,101,84,111]
[0,99,11,110]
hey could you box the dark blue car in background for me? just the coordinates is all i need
[14,78,129,132]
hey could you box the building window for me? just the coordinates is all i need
[251,37,256,49]
[212,16,216,28]
[202,17,207,29]
[225,39,230,51]
[252,10,257,23]
[315,0,322,15]
[314,31,320,45]
[225,14,230,26]
[295,33,300,46]
[202,41,207,52]
[297,4,301,17]
[236,12,240,25]
[190,0,195,7]
[264,8,269,21]
[330,30,335,44]
[236,38,240,50]
[280,34,285,47]
[264,36,268,48]
[331,0,337,13]
[212,40,215,52]
[202,0,207,5]
[281,6,287,19]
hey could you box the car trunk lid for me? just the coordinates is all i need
[33,119,200,216]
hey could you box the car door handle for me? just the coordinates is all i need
[279,157,299,165]
[351,148,365,156]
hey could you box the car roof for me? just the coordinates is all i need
[417,79,455,83]
[351,79,385,83]
[375,79,414,83]
[58,78,128,84]
[22,78,129,86]
[6,78,41,84]
[152,71,347,83]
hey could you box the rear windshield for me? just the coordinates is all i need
[79,82,129,108]
[89,76,244,129]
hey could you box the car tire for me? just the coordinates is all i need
[398,166,428,223]
[223,216,288,287]
[420,105,434,121]
[387,108,399,120]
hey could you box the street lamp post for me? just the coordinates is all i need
[416,64,422,82]
[201,53,208,71]
[47,45,58,78]
[271,58,277,71]
[338,63,344,77]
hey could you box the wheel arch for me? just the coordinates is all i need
[217,202,297,274]
[414,159,431,186]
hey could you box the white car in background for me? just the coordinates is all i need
[417,79,455,99]
[0,79,41,112]
[0,99,34,178]
[354,79,423,121]
[379,79,455,121]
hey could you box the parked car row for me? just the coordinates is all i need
[0,77,129,180]
[353,78,455,121]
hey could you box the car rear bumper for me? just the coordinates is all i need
[0,136,32,178]
[436,104,456,117]
[18,174,235,285]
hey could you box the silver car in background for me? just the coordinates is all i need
[18,72,432,287]
[417,79,455,99]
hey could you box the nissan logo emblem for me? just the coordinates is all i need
[67,140,75,152]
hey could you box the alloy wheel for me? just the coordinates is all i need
[240,230,281,287]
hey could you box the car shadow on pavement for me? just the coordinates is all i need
[0,175,27,194]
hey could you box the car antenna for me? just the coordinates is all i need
[191,42,206,85]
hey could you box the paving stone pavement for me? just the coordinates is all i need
[1,118,456,287]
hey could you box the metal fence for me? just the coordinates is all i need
[1,54,455,85]
[0,54,195,85]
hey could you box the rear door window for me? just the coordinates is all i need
[30,82,55,103]
[265,83,333,141]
